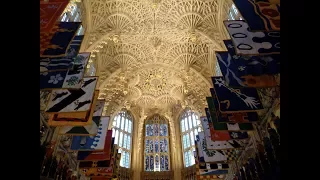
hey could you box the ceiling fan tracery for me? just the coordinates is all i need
[83,0,228,116]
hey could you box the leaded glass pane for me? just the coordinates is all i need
[232,4,238,15]
[61,13,68,22]
[190,131,195,146]
[149,124,154,136]
[116,115,121,128]
[192,114,197,128]
[127,135,131,149]
[146,124,150,136]
[150,155,154,171]
[145,156,149,171]
[160,138,164,152]
[112,128,115,137]
[145,139,149,153]
[181,119,185,133]
[154,124,159,136]
[149,139,153,153]
[119,131,123,147]
[155,139,159,153]
[159,124,162,136]
[125,118,128,132]
[184,118,189,131]
[126,152,130,168]
[165,155,169,170]
[164,138,168,152]
[183,135,187,149]
[123,134,127,149]
[163,124,168,136]
[155,155,160,171]
[187,151,192,166]
[120,116,125,130]
[185,134,190,148]
[188,115,193,129]
[160,155,165,171]
[115,130,119,145]
[120,151,125,167]
[229,11,234,20]
[128,120,132,133]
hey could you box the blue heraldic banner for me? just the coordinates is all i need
[40,57,74,72]
[66,35,84,58]
[41,22,82,57]
[223,40,280,75]
[212,76,263,112]
[40,70,68,89]
[216,40,280,88]
[233,0,280,31]
[40,35,84,72]
[209,88,259,123]
[71,133,101,151]
[40,53,90,89]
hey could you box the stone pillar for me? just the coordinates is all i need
[131,110,146,180]
[167,114,183,180]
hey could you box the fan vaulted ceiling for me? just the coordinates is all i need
[80,0,231,117]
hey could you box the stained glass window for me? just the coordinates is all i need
[144,115,170,171]
[228,4,243,20]
[74,12,80,22]
[60,2,78,22]
[61,13,68,22]
[77,24,85,35]
[70,4,77,17]
[180,109,203,167]
[111,110,133,168]
[215,62,222,76]
[59,2,85,40]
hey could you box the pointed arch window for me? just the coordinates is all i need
[144,115,170,171]
[111,110,133,168]
[180,109,203,167]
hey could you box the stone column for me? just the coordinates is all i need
[166,113,183,180]
[131,109,146,180]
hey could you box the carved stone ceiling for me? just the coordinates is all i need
[81,0,229,117]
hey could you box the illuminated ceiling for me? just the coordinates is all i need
[80,0,232,117]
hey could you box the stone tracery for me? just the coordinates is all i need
[81,0,232,177]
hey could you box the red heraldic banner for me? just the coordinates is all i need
[40,0,69,32]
